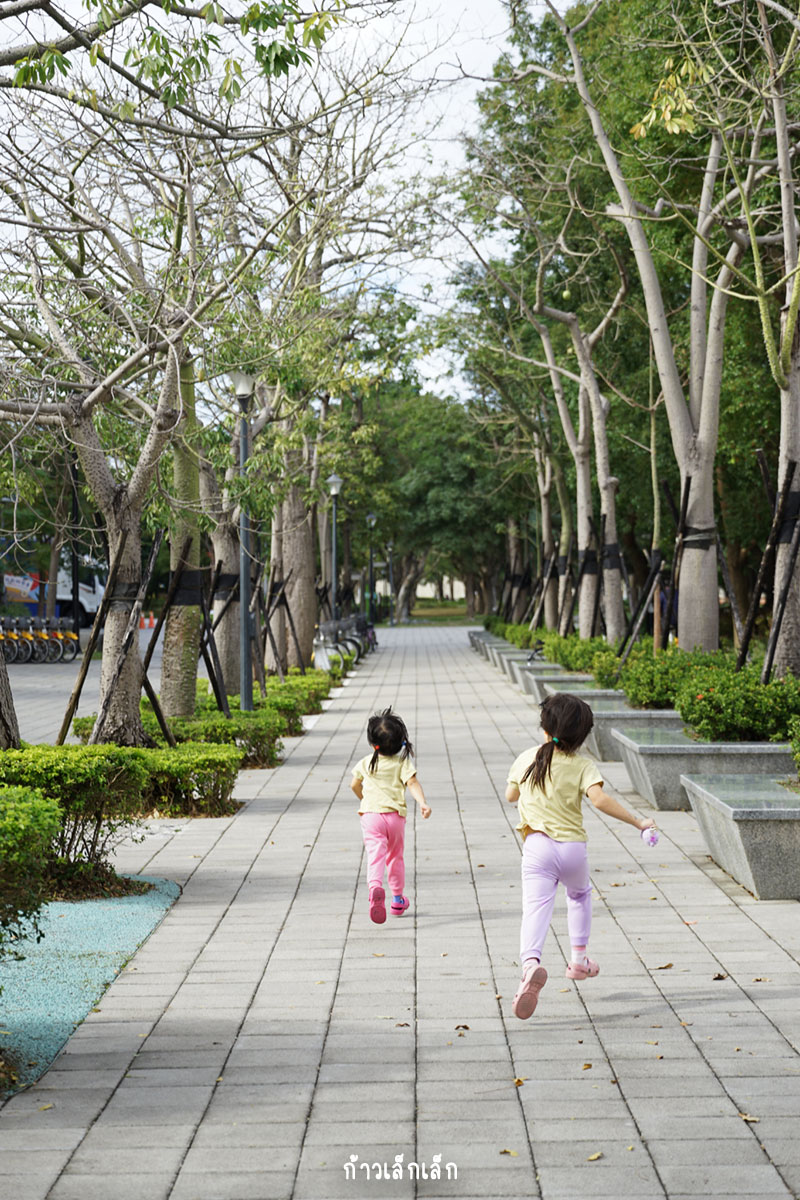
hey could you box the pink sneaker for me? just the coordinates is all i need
[565,956,599,980]
[369,887,386,924]
[391,896,410,916]
[512,963,548,1020]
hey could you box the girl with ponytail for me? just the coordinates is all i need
[351,707,431,924]
[505,693,655,1019]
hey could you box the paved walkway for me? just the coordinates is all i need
[2,626,800,1200]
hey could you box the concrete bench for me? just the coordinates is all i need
[680,774,800,900]
[543,680,622,705]
[611,727,795,811]
[525,672,595,704]
[510,660,565,691]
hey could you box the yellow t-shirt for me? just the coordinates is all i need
[507,746,603,842]
[353,753,417,817]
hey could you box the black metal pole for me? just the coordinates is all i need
[331,494,338,623]
[70,457,80,636]
[369,536,374,623]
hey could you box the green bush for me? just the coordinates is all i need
[677,667,800,742]
[0,745,148,867]
[541,632,609,673]
[0,787,62,969]
[620,646,735,710]
[790,717,800,775]
[142,744,244,815]
[166,708,285,767]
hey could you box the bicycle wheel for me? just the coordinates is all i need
[46,637,63,664]
[30,637,48,663]
[1,637,17,664]
[14,637,32,664]
[60,636,79,663]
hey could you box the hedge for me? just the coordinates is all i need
[75,705,285,768]
[677,667,800,742]
[0,787,62,969]
[141,744,243,815]
[790,717,800,776]
[619,646,736,710]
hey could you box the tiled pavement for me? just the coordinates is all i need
[1,625,799,1200]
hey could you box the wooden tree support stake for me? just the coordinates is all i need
[736,460,797,670]
[761,504,800,684]
[142,534,193,676]
[56,529,129,746]
[198,581,231,719]
[715,534,744,648]
[529,553,557,631]
[660,475,692,651]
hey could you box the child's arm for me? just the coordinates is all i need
[505,783,520,804]
[351,777,364,802]
[587,783,655,830]
[407,775,431,819]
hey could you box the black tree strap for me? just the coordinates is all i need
[107,582,139,609]
[778,490,800,544]
[213,572,239,598]
[557,555,567,576]
[683,525,717,550]
[169,568,206,607]
[601,542,622,570]
[578,547,598,575]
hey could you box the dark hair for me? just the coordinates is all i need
[367,707,413,772]
[520,693,594,789]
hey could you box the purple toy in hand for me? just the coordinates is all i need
[641,826,659,847]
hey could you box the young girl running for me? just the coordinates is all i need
[351,707,431,924]
[506,692,655,1019]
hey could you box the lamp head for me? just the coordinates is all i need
[367,512,377,529]
[228,371,257,404]
[327,473,343,497]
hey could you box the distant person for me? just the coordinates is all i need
[505,693,656,1019]
[351,707,431,923]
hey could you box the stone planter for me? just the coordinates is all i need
[525,672,595,704]
[543,681,622,705]
[583,701,685,761]
[611,728,795,811]
[680,774,800,900]
[510,661,565,691]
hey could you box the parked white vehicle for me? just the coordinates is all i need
[3,561,105,626]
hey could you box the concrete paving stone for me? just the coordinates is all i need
[169,1172,297,1200]
[645,1139,771,1167]
[179,1146,297,1173]
[49,1174,174,1200]
[317,1063,416,1084]
[303,1121,416,1146]
[632,1113,756,1140]
[75,1123,197,1150]
[202,1100,310,1125]
[64,1146,186,1174]
[657,1164,791,1193]
[0,1151,74,1174]
[413,1168,537,1197]
[0,1176,63,1200]
[416,1059,520,1082]
[190,1122,306,1149]
[534,1164,663,1195]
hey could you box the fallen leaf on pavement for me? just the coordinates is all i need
[627,1145,634,1151]
[739,1112,760,1123]
[646,1040,659,1045]
[713,973,728,980]
[655,963,673,970]
[455,1024,470,1030]
[38,1104,53,1111]
[684,920,697,925]
[372,953,384,958]
[499,1149,518,1156]
[395,1023,410,1027]
[752,977,770,982]
[582,1063,592,1070]
[513,1077,527,1087]
[587,1151,603,1161]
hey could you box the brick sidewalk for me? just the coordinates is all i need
[1,626,799,1199]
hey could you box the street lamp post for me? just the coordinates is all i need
[366,512,377,623]
[387,540,395,626]
[229,371,256,711]
[326,474,343,622]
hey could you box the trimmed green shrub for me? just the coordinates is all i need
[677,667,800,742]
[166,708,285,767]
[0,745,149,866]
[620,646,736,710]
[142,744,244,815]
[541,632,609,673]
[790,717,800,775]
[0,787,62,968]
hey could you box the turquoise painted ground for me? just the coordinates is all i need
[0,877,179,1096]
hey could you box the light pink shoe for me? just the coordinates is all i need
[369,887,386,924]
[391,896,410,916]
[565,957,599,980]
[512,963,548,1019]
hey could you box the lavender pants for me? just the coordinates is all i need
[520,833,592,964]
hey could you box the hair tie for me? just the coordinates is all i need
[552,736,559,743]
[373,744,380,750]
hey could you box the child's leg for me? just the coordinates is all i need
[384,813,406,898]
[561,841,592,949]
[360,813,389,891]
[520,833,560,965]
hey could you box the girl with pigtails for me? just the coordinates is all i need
[351,708,431,924]
[505,692,656,1019]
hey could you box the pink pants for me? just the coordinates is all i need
[520,833,592,964]
[360,812,406,895]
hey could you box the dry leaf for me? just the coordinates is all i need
[446,1041,453,1046]
[735,1047,741,1052]
[395,1023,410,1027]
[656,1054,664,1060]
[457,1032,466,1038]
[38,1104,53,1111]
[496,994,503,999]
[610,1078,618,1084]
[559,987,570,992]
[680,1021,692,1027]
[441,953,448,958]
[752,977,770,983]
[216,1076,223,1082]
[713,973,728,981]
[477,864,485,867]
[611,882,625,887]
[646,1040,659,1045]
[455,1024,470,1030]
[649,896,658,900]
[372,953,384,958]
[739,1112,760,1123]
[513,1077,527,1087]
[499,1149,518,1156]
[684,920,697,925]
[627,1145,634,1151]
[582,1063,592,1070]
[655,963,673,970]
[587,1151,603,1162]
[315,981,326,985]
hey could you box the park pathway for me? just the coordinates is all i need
[1,625,800,1200]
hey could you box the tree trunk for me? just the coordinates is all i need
[97,523,147,745]
[677,447,719,652]
[575,446,596,639]
[281,483,316,669]
[161,357,203,718]
[397,555,425,622]
[265,506,287,675]
[774,359,800,676]
[0,654,20,749]
[539,473,558,630]
[464,571,476,618]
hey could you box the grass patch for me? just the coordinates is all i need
[409,600,481,625]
